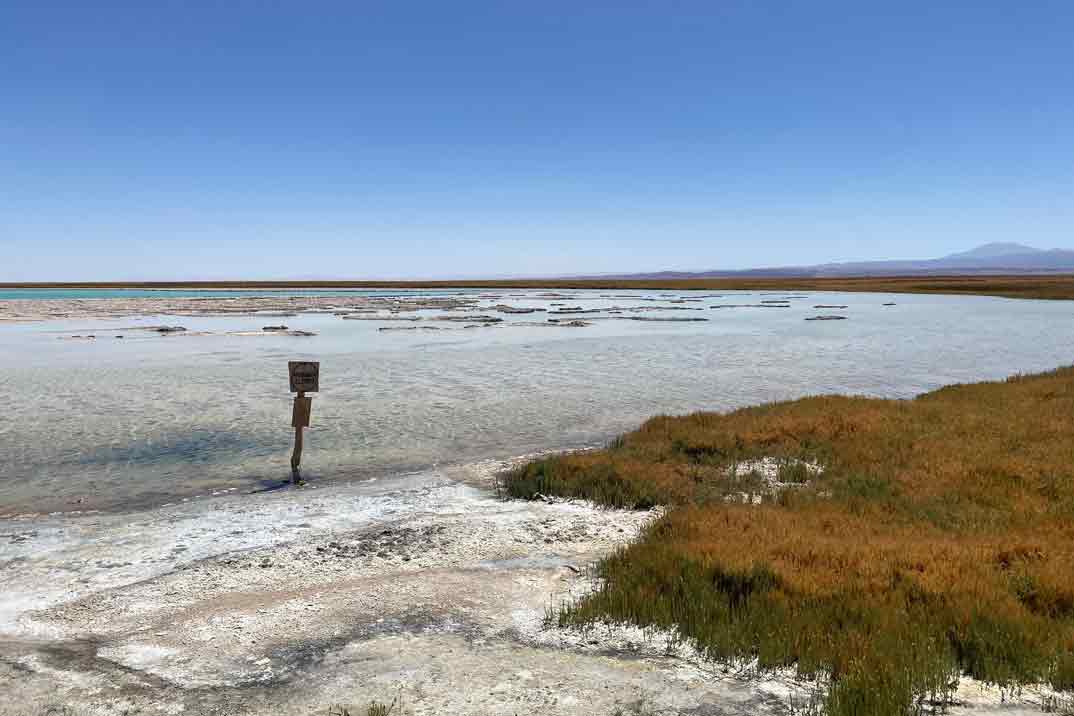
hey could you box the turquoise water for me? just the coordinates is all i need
[0,288,480,300]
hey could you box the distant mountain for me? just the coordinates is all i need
[598,244,1074,279]
[943,242,1039,260]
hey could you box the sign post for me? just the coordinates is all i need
[288,361,319,485]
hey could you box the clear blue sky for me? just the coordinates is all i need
[3,1,1073,280]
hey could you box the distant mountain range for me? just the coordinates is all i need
[598,243,1074,279]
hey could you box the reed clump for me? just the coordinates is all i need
[505,366,1074,715]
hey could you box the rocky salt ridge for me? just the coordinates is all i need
[0,294,484,322]
[0,292,854,325]
[0,454,1061,715]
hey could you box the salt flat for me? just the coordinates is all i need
[2,288,1073,713]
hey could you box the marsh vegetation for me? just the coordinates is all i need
[505,367,1074,715]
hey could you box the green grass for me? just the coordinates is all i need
[505,366,1074,715]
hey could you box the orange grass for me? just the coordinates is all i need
[506,367,1074,714]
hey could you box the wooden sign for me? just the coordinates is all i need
[288,361,320,393]
[288,360,319,485]
[292,395,312,428]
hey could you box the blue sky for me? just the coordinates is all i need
[3,1,1073,280]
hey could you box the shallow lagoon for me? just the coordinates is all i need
[1,288,1072,513]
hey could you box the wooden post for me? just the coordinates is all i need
[287,361,318,486]
[291,391,305,483]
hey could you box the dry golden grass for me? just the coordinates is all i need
[506,367,1074,714]
[7,274,1074,300]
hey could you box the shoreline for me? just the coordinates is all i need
[0,444,606,522]
[5,274,1074,300]
[0,455,686,715]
